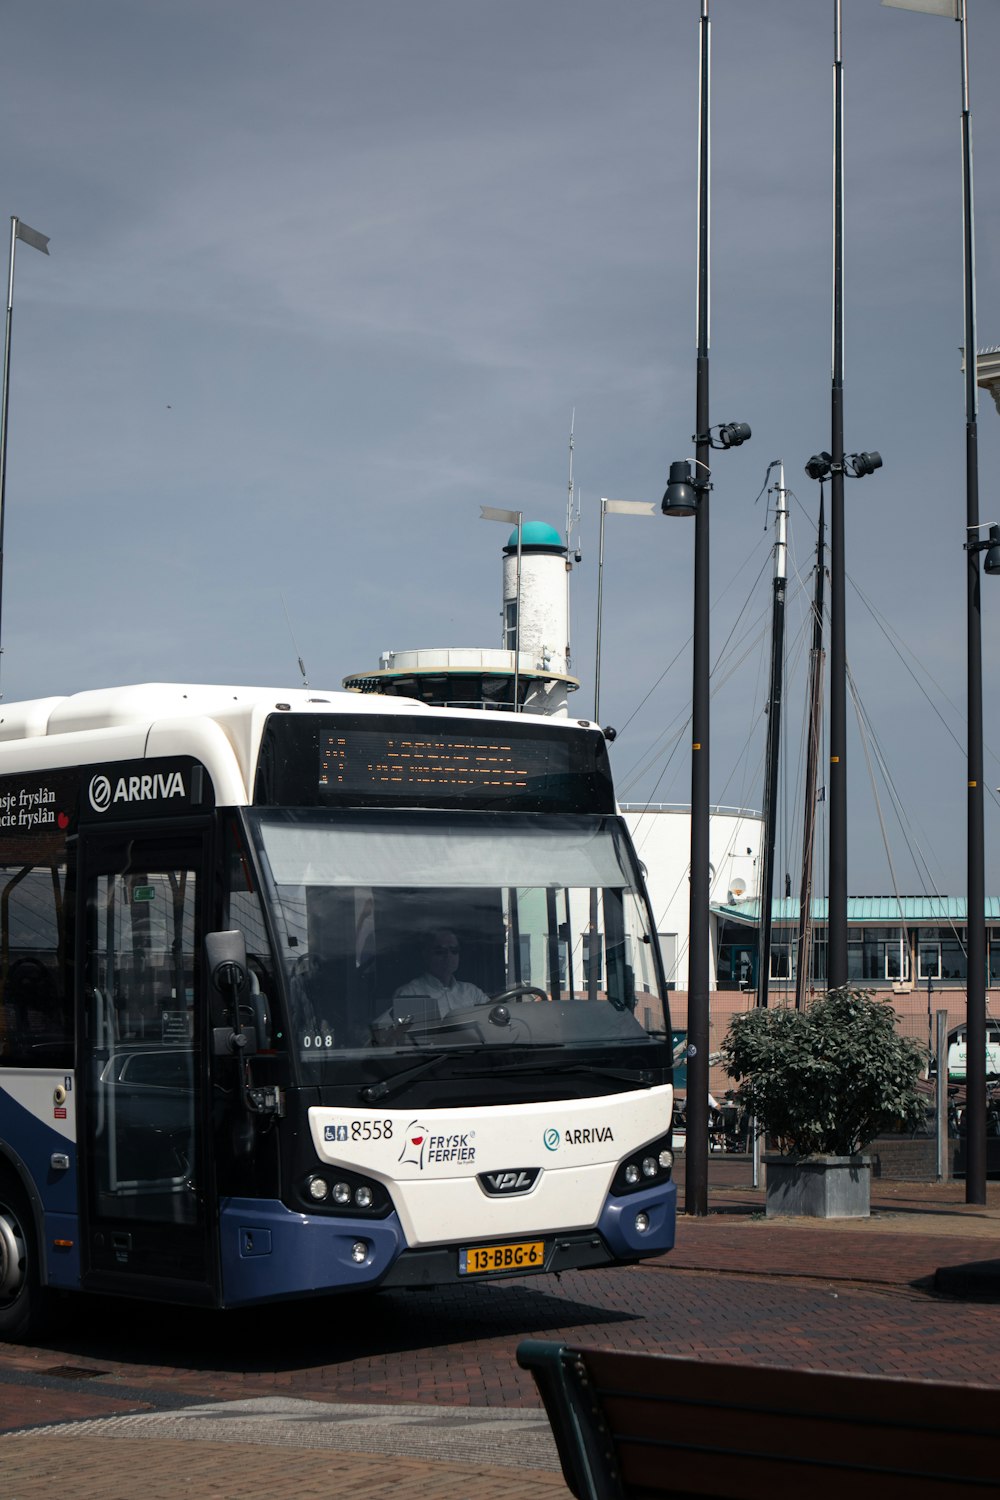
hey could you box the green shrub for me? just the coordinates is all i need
[720,986,926,1157]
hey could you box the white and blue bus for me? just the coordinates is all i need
[0,684,675,1338]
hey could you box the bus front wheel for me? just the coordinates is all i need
[0,1175,48,1341]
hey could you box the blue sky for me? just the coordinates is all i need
[2,0,999,894]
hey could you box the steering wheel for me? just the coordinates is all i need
[490,984,550,1005]
[6,956,58,1004]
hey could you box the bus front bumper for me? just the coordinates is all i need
[219,1179,676,1306]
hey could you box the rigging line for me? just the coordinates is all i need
[854,687,961,921]
[847,663,969,955]
[847,574,964,749]
[847,665,908,929]
[846,573,1000,817]
[847,666,936,889]
[618,607,771,791]
[617,547,807,785]
[619,557,808,804]
[619,724,688,810]
[623,575,811,810]
[617,713,690,795]
[614,527,775,740]
[711,550,774,678]
[614,638,691,740]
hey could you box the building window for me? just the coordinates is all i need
[989,932,1000,987]
[657,932,677,990]
[504,600,518,652]
[848,927,907,984]
[918,941,941,981]
[941,932,967,981]
[717,942,756,990]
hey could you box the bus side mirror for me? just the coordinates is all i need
[207,930,257,1057]
[207,930,248,998]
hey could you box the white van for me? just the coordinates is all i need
[947,1023,1000,1080]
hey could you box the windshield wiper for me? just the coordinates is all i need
[485,1061,658,1087]
[360,1050,468,1104]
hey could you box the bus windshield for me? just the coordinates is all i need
[247,809,668,1074]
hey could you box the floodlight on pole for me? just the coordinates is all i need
[713,422,752,450]
[0,217,49,683]
[661,461,701,518]
[480,505,524,711]
[845,450,883,478]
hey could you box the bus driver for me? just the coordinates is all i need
[393,928,490,1020]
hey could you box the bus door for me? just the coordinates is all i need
[78,830,214,1299]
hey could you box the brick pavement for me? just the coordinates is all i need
[2,1175,999,1498]
[0,1435,566,1499]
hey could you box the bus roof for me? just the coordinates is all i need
[0,685,602,809]
[0,684,598,741]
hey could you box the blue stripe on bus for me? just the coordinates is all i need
[598,1179,677,1259]
[219,1197,406,1305]
[0,1078,81,1290]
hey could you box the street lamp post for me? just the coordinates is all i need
[882,0,987,1210]
[659,2,753,1220]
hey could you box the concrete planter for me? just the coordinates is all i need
[763,1153,871,1219]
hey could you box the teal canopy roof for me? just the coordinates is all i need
[506,520,563,549]
[712,896,1000,925]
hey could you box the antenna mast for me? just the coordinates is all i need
[756,464,787,1009]
[565,409,581,668]
[281,593,309,687]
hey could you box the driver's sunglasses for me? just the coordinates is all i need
[433,943,460,955]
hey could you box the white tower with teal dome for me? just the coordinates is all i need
[342,519,580,716]
[501,520,571,684]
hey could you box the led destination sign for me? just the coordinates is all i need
[256,713,614,813]
[320,731,536,796]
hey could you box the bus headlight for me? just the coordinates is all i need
[351,1241,369,1263]
[298,1167,391,1218]
[611,1133,674,1195]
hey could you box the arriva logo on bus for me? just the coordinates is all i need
[89,770,186,813]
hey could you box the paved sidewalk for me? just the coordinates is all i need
[2,1176,998,1499]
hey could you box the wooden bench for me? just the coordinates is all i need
[516,1340,999,1498]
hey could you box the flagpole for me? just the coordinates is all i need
[0,216,49,689]
[596,500,608,723]
[595,499,657,724]
[0,218,20,675]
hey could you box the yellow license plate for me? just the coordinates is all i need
[459,1240,546,1276]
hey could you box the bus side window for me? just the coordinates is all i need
[0,860,71,1066]
[224,828,279,1048]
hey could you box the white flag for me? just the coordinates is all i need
[14,220,49,255]
[881,0,960,18]
[480,505,521,526]
[603,499,656,517]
